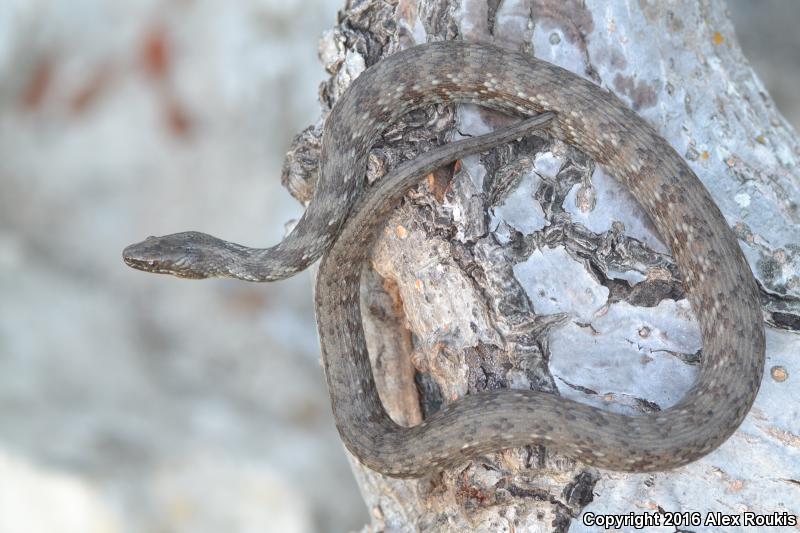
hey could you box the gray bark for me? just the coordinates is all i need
[282,0,800,531]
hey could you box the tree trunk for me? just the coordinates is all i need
[281,0,800,531]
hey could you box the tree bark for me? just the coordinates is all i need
[282,0,800,531]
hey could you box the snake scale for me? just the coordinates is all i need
[123,41,765,477]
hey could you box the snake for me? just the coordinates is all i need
[123,41,765,477]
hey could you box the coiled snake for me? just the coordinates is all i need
[123,41,765,477]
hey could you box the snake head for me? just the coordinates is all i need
[122,231,232,279]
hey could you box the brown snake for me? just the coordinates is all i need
[123,41,765,477]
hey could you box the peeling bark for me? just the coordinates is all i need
[281,0,800,531]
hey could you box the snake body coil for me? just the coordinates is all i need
[124,41,765,477]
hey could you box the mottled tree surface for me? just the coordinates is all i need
[281,0,799,531]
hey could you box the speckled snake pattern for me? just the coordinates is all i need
[123,41,766,477]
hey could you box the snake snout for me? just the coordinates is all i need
[122,240,160,272]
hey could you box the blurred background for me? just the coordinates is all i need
[0,1,796,532]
